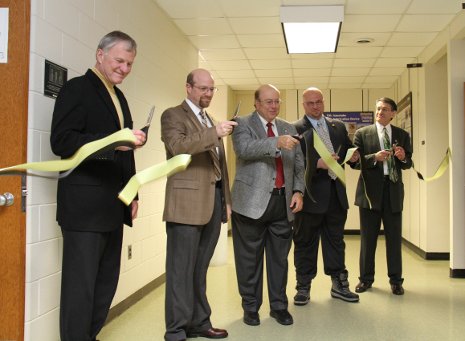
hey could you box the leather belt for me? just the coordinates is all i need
[271,187,286,195]
[215,180,222,188]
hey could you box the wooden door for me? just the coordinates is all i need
[0,0,30,340]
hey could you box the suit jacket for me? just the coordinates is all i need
[231,112,305,222]
[353,123,413,212]
[161,100,231,225]
[294,116,353,214]
[50,69,136,231]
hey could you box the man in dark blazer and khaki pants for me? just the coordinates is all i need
[161,68,237,341]
[352,97,412,295]
[51,31,146,341]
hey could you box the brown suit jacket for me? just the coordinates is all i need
[161,100,231,225]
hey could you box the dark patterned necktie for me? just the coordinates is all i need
[200,110,221,180]
[316,121,336,179]
[383,127,398,183]
[266,122,284,188]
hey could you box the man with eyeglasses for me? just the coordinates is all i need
[292,87,360,307]
[231,84,305,327]
[161,68,237,341]
[352,97,412,296]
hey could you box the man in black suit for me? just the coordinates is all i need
[293,87,360,306]
[352,97,412,295]
[50,31,146,341]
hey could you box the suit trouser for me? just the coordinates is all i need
[359,178,403,285]
[60,226,123,341]
[164,187,222,341]
[232,193,292,313]
[293,181,347,289]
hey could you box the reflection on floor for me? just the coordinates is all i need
[99,235,465,340]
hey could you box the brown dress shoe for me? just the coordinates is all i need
[391,283,405,295]
[187,327,228,339]
[355,281,372,293]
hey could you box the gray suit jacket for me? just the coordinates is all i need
[231,111,305,222]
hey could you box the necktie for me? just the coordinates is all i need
[266,122,284,189]
[316,121,337,179]
[199,110,221,180]
[383,127,398,183]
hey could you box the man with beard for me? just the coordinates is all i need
[161,68,237,341]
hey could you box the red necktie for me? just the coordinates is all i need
[267,122,284,189]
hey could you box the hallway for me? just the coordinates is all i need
[99,235,465,340]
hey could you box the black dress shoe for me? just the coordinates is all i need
[355,281,372,293]
[187,327,228,339]
[391,283,405,295]
[243,311,260,326]
[270,309,293,325]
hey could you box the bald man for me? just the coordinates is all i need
[231,84,305,327]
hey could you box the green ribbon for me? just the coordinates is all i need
[313,132,358,186]
[412,148,451,182]
[0,128,137,176]
[118,154,192,205]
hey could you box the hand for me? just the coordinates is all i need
[350,150,360,163]
[226,204,232,221]
[277,135,300,150]
[116,129,146,151]
[131,200,139,219]
[393,145,406,161]
[216,120,238,137]
[290,192,303,213]
[317,153,339,169]
[375,149,392,162]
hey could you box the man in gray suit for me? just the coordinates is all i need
[231,84,305,327]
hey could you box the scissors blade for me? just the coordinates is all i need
[145,105,155,127]
[231,101,241,120]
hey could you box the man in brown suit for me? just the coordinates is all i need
[161,68,237,341]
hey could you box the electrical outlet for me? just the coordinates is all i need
[128,245,132,260]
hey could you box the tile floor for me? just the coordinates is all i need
[99,235,465,340]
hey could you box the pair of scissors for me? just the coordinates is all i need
[140,105,155,145]
[229,101,241,134]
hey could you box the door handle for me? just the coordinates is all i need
[0,192,14,207]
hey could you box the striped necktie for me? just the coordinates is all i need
[383,127,398,183]
[199,110,221,181]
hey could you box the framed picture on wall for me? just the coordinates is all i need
[396,92,413,149]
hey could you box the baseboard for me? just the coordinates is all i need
[106,273,166,324]
[344,229,385,235]
[401,238,450,260]
[450,269,465,278]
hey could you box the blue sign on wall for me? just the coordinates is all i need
[324,111,374,141]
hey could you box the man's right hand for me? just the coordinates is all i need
[216,120,238,137]
[277,135,300,150]
[116,129,147,151]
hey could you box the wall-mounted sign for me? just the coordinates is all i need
[44,60,67,98]
[0,8,9,63]
[325,111,374,141]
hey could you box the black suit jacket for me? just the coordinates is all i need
[50,69,136,231]
[353,124,412,213]
[294,116,353,214]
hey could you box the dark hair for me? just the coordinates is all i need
[377,97,397,111]
[186,71,195,86]
[97,31,137,54]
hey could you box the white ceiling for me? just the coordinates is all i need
[153,0,463,90]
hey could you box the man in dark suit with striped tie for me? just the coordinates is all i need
[292,87,360,306]
[352,97,412,295]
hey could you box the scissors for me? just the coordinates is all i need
[229,101,241,134]
[140,105,155,145]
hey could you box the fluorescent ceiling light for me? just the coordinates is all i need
[280,5,344,54]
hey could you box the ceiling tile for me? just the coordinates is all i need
[236,34,285,48]
[200,49,247,61]
[189,35,241,49]
[343,15,401,33]
[244,48,290,60]
[249,59,292,69]
[229,17,282,34]
[174,18,232,35]
[397,15,455,32]
[381,46,425,58]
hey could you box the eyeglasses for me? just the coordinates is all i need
[259,99,282,106]
[192,85,218,93]
[304,100,323,106]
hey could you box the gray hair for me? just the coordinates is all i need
[97,31,137,54]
